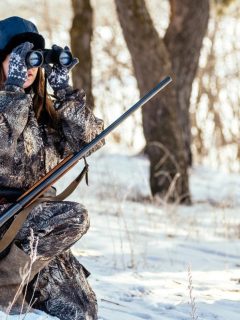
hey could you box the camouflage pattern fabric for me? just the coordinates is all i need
[0,84,104,319]
[17,201,97,320]
[0,84,104,189]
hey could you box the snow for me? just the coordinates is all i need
[1,150,240,320]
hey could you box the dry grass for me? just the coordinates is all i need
[5,229,39,319]
[188,265,199,320]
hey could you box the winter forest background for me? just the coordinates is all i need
[1,0,240,319]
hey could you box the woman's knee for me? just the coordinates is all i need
[16,201,90,256]
[41,201,90,240]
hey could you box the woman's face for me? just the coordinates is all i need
[2,54,38,89]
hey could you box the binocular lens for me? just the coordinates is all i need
[26,49,73,68]
[28,51,43,67]
[59,51,72,66]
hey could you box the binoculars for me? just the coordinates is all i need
[26,48,73,68]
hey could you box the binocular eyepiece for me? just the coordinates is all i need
[26,48,73,68]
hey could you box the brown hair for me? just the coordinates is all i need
[0,65,5,90]
[0,64,58,127]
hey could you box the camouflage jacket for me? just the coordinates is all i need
[0,85,104,190]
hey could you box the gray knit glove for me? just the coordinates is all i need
[43,45,79,92]
[5,42,34,88]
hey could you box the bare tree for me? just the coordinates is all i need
[191,1,240,171]
[115,0,209,203]
[70,0,94,108]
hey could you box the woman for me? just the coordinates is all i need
[0,16,104,320]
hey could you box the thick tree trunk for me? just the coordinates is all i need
[164,0,210,166]
[115,0,209,203]
[70,0,94,109]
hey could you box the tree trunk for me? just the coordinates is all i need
[164,0,210,166]
[70,0,94,109]
[115,0,209,203]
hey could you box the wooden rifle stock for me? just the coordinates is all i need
[0,76,172,228]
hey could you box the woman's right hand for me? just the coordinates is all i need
[5,42,34,88]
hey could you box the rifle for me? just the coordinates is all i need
[0,76,172,252]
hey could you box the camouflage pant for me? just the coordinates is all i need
[4,200,97,320]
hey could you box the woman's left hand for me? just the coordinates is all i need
[43,45,79,92]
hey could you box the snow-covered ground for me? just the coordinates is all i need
[1,150,240,320]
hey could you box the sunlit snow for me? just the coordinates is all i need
[2,150,240,320]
